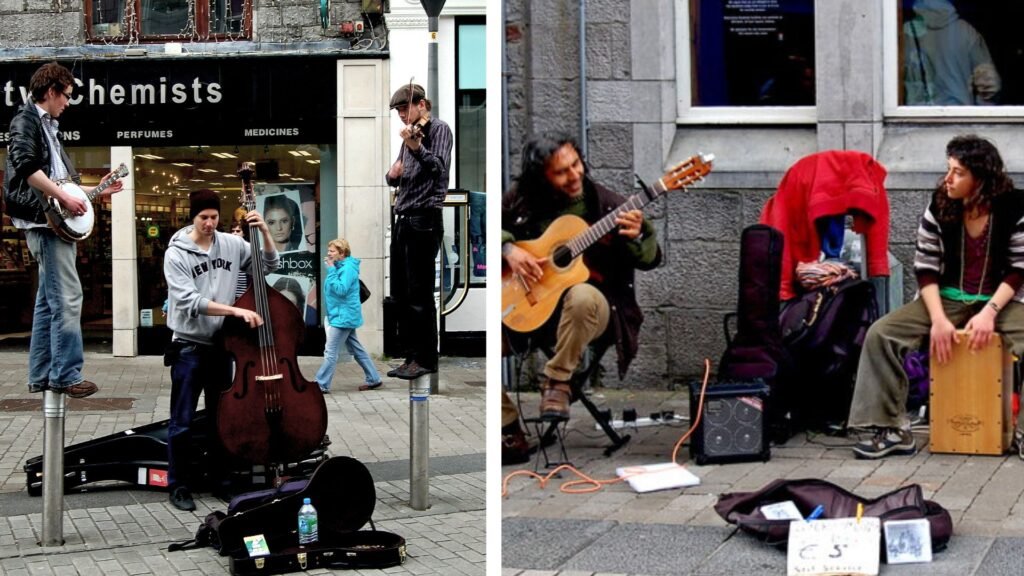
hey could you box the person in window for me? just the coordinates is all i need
[163,189,279,511]
[3,61,124,398]
[903,0,1001,105]
[314,238,382,393]
[501,133,662,420]
[848,135,1024,459]
[263,194,303,252]
[384,83,453,380]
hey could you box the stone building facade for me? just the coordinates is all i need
[505,0,1024,385]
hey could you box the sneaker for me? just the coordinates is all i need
[853,427,916,459]
[319,386,330,394]
[58,381,98,399]
[169,486,196,511]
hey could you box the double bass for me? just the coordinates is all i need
[217,162,328,465]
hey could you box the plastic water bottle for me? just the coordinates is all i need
[297,497,318,545]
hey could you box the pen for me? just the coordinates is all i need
[805,504,825,521]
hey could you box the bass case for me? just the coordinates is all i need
[23,409,329,496]
[221,456,406,574]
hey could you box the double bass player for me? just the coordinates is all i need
[163,189,279,511]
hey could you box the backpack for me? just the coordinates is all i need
[779,276,878,429]
[719,225,794,441]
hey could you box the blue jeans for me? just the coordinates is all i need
[24,229,84,391]
[315,326,381,390]
[168,342,229,489]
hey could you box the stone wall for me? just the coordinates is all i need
[0,0,370,47]
[504,0,949,387]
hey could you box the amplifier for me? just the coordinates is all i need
[689,380,771,465]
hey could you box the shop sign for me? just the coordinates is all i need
[0,56,338,146]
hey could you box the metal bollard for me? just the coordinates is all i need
[41,390,66,546]
[409,372,434,510]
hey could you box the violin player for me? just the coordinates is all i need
[384,83,453,380]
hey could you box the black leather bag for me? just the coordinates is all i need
[359,280,371,304]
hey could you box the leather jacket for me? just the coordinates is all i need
[3,101,79,224]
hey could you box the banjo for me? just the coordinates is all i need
[41,163,128,242]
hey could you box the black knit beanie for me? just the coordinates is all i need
[189,189,220,220]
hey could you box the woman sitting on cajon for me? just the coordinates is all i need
[848,134,1024,459]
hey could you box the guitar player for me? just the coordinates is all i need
[501,133,662,423]
[3,61,124,398]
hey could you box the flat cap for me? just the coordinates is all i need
[389,83,425,109]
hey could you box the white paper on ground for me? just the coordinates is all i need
[760,500,803,520]
[616,462,700,493]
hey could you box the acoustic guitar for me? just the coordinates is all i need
[501,153,714,333]
[39,163,129,242]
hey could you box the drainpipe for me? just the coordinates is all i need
[579,0,588,157]
[502,0,510,192]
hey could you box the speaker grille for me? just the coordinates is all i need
[690,381,770,464]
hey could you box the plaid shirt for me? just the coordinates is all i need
[387,117,453,213]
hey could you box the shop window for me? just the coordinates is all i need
[677,0,815,123]
[892,0,1024,112]
[133,145,321,345]
[456,19,486,285]
[87,0,250,41]
[0,147,117,336]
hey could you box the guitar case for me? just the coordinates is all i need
[220,456,406,574]
[23,409,329,496]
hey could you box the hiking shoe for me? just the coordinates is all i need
[169,486,196,511]
[539,380,571,421]
[59,381,98,399]
[386,362,410,378]
[393,361,436,380]
[853,428,916,459]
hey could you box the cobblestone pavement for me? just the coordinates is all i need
[0,351,486,575]
[501,389,1024,575]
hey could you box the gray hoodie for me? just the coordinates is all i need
[164,226,280,345]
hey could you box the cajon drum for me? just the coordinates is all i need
[929,331,1013,455]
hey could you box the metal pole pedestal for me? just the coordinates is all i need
[41,390,66,546]
[409,372,434,510]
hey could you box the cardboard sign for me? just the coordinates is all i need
[787,517,880,576]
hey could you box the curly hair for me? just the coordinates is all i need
[29,62,75,103]
[328,237,351,257]
[933,134,1015,223]
[503,132,587,219]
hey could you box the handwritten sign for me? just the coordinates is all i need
[787,517,880,576]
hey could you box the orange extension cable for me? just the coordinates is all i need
[501,358,712,497]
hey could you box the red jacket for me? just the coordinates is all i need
[760,151,890,301]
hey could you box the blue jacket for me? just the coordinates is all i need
[324,256,362,329]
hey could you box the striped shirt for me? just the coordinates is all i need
[386,117,453,213]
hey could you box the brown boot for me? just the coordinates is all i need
[501,422,534,466]
[539,379,572,421]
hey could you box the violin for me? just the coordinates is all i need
[408,115,429,140]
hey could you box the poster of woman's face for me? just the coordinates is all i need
[267,273,311,317]
[255,187,305,254]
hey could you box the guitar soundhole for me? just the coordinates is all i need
[552,245,573,268]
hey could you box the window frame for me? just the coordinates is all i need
[883,0,1024,119]
[674,0,816,125]
[84,0,253,43]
